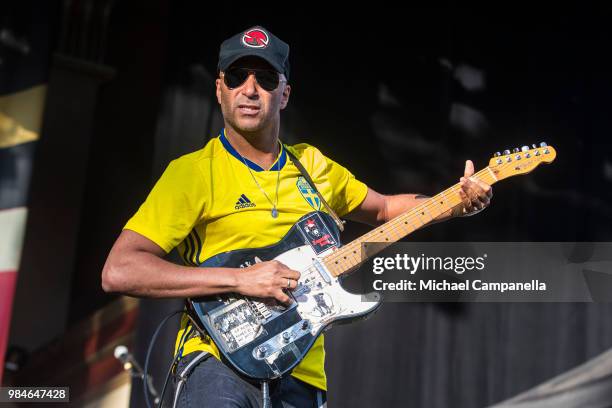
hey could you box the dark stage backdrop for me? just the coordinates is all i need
[6,3,612,408]
[146,5,612,408]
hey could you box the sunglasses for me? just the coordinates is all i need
[222,68,284,92]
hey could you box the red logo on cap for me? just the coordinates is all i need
[241,29,269,49]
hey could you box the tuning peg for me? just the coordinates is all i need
[513,148,520,153]
[494,151,501,157]
[503,149,511,155]
[521,146,529,152]
[539,142,548,147]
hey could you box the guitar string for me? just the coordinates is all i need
[294,165,500,284]
[329,150,553,273]
[322,157,535,275]
[295,166,498,285]
[324,166,497,268]
[294,154,548,285]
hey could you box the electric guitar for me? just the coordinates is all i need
[187,144,557,380]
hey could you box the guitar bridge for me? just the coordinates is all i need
[252,319,311,361]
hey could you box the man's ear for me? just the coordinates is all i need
[280,83,291,110]
[215,78,222,104]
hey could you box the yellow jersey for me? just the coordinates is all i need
[124,129,368,390]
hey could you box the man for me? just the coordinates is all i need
[101,26,492,407]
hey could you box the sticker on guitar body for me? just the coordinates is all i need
[297,214,337,255]
[209,299,266,352]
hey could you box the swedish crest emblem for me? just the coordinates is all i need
[296,176,321,210]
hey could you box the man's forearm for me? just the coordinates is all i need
[102,230,301,304]
[102,250,239,299]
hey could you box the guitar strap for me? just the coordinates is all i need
[286,148,346,232]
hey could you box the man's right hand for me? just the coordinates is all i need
[234,260,301,304]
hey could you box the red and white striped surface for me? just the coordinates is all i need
[0,207,28,384]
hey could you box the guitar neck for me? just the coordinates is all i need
[322,166,500,277]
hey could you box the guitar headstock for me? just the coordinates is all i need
[488,142,556,180]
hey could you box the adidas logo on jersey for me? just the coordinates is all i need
[235,194,256,210]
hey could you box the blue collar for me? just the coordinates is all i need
[219,128,286,172]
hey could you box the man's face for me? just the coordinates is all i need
[216,57,291,134]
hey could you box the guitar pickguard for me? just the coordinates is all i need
[274,244,378,335]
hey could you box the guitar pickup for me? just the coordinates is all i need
[312,259,332,284]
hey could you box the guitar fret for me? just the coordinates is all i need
[486,166,498,182]
[405,215,419,231]
[414,210,428,226]
[423,207,435,221]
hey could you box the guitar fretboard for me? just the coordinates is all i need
[322,167,499,277]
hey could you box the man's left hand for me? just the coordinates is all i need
[457,159,493,216]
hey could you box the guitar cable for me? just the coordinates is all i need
[157,347,181,408]
[146,304,216,408]
[143,309,186,408]
[158,323,194,408]
[261,380,272,408]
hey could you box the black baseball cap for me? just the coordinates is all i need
[217,26,290,80]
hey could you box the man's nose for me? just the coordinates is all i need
[241,73,258,97]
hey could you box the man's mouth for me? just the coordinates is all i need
[238,104,261,115]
